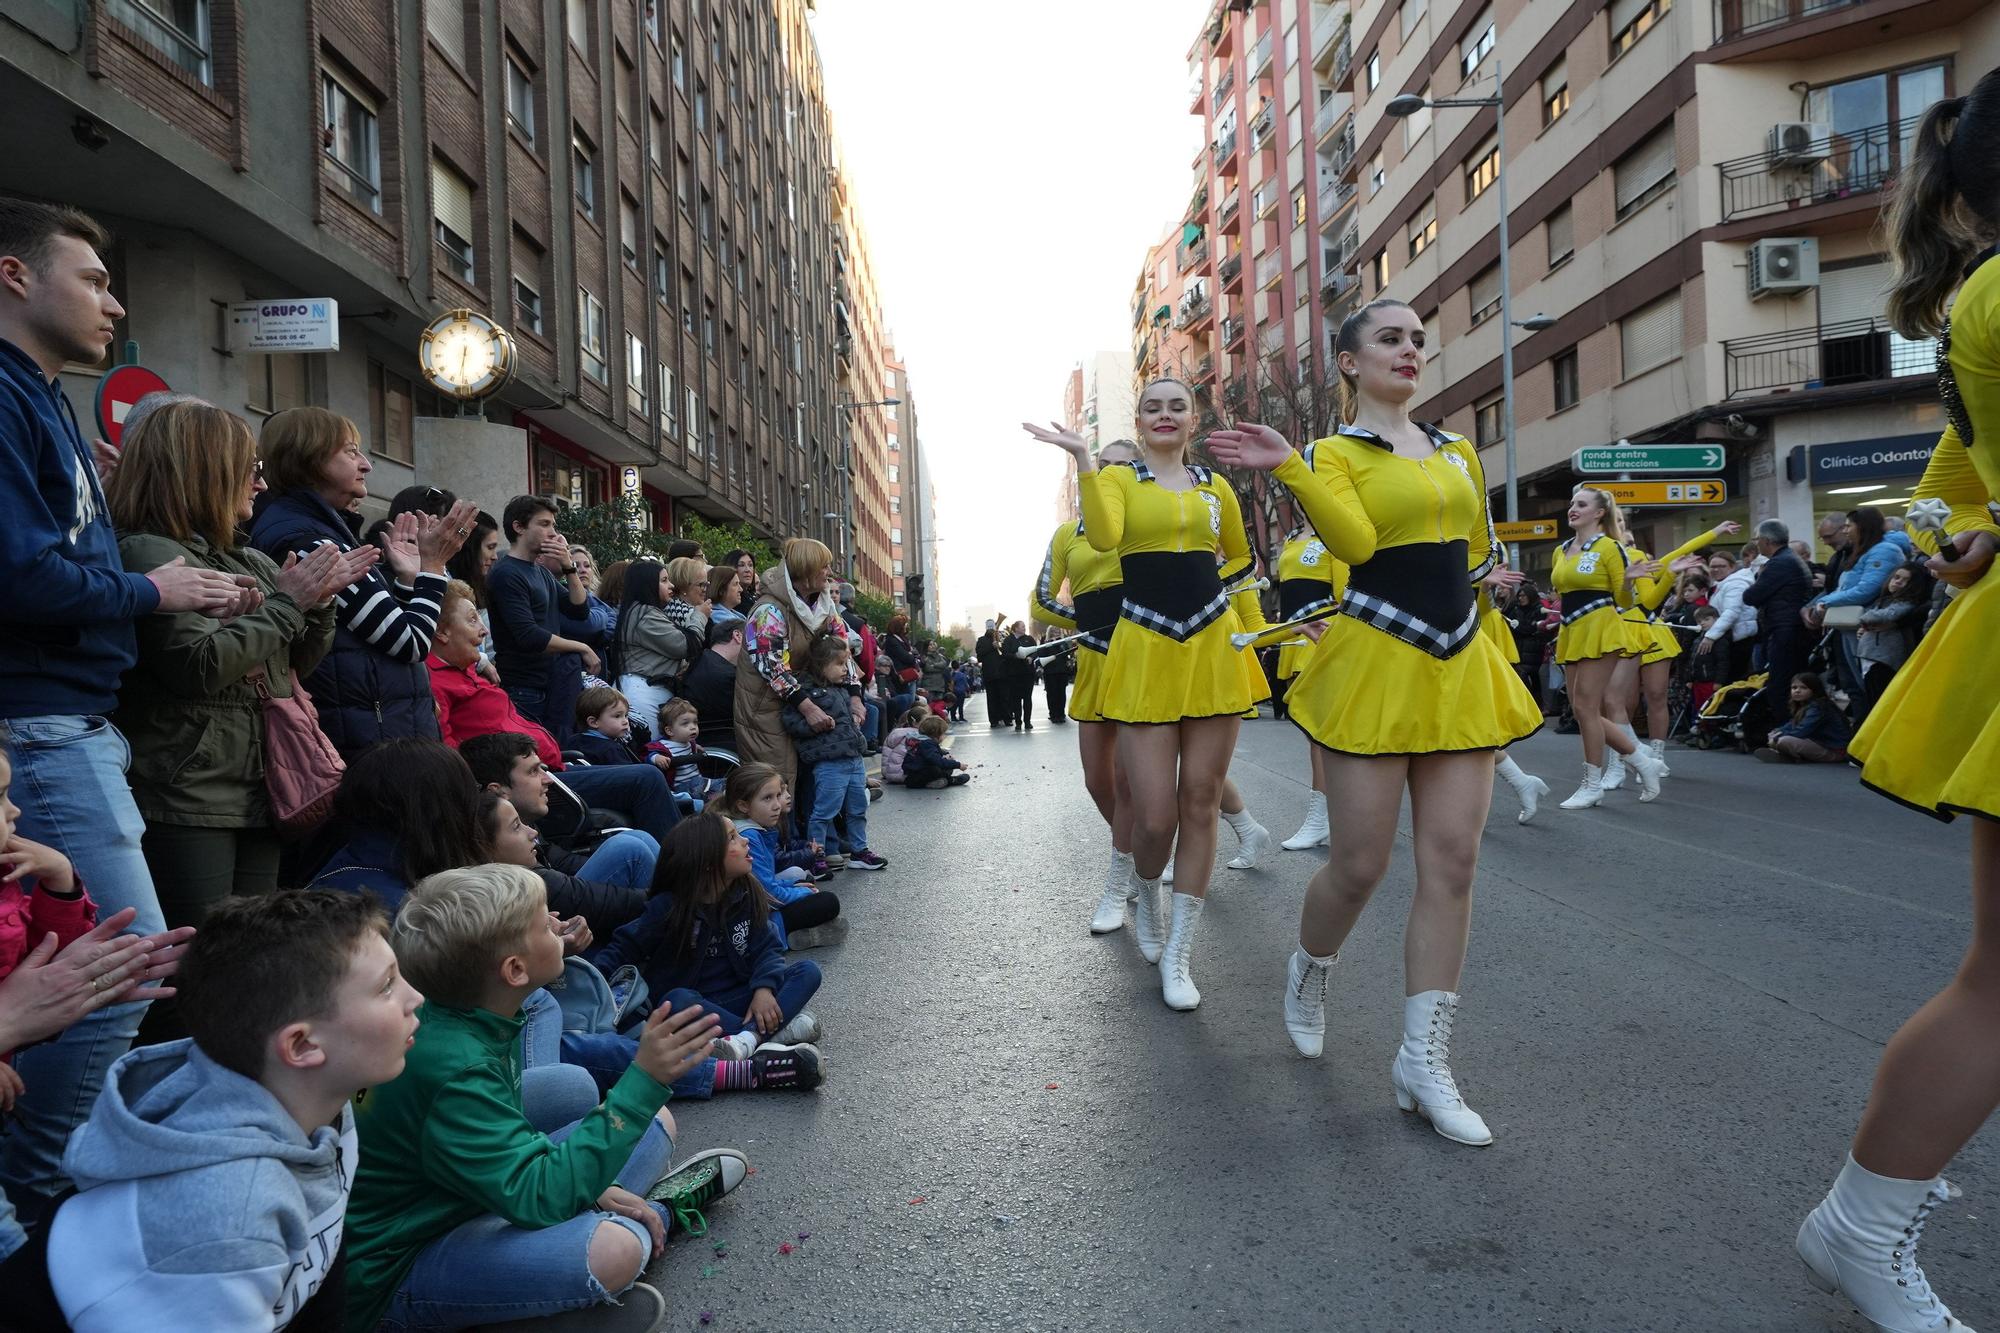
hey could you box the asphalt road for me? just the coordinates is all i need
[648,694,1987,1333]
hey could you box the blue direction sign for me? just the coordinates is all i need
[1573,444,1726,473]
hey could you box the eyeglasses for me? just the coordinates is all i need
[251,459,265,477]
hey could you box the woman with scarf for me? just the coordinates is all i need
[734,539,861,828]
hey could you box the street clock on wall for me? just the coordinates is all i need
[418,308,514,401]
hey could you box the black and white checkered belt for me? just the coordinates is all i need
[1338,541,1480,661]
[1073,585,1123,654]
[1117,551,1230,644]
[1278,575,1335,620]
[1560,590,1615,624]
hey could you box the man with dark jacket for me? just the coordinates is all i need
[680,619,743,749]
[0,198,248,1238]
[975,619,1007,728]
[1742,519,1813,747]
[487,495,595,739]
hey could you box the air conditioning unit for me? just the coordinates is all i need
[1768,122,1831,167]
[1748,236,1820,300]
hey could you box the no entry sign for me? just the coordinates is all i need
[95,364,171,447]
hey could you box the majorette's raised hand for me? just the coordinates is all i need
[1021,421,1091,463]
[1206,423,1294,471]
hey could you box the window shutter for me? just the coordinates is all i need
[1547,204,1574,259]
[1470,264,1501,312]
[432,159,475,240]
[1609,0,1650,31]
[425,0,466,65]
[1818,260,1890,326]
[511,230,541,289]
[1613,125,1675,213]
[1543,54,1567,94]
[1621,291,1682,377]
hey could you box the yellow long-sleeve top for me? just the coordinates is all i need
[1551,534,1635,619]
[1078,460,1252,640]
[1633,524,1738,615]
[1030,519,1124,651]
[1911,253,2000,552]
[1268,424,1494,657]
[1275,524,1349,621]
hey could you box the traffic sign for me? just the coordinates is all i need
[1494,520,1561,541]
[1602,480,1728,507]
[94,364,170,446]
[1573,444,1726,473]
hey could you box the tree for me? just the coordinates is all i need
[676,513,777,574]
[554,497,678,566]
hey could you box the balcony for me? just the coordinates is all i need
[1218,252,1244,286]
[1721,316,1937,398]
[1188,74,1206,114]
[1317,177,1355,230]
[1320,270,1357,305]
[1253,28,1273,75]
[1186,183,1209,220]
[1209,4,1236,56]
[1222,317,1246,347]
[1178,237,1210,271]
[1194,355,1216,383]
[1337,225,1359,268]
[1250,101,1276,149]
[1718,116,1918,225]
[1714,0,1863,43]
[1311,5,1343,63]
[1254,251,1284,290]
[1212,66,1236,112]
[1314,95,1346,143]
[1219,189,1240,223]
[1212,132,1238,171]
[1180,290,1215,330]
[1332,32,1354,87]
[1329,121,1356,177]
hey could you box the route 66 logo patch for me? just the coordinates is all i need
[1300,539,1326,566]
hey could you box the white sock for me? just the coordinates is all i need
[1295,945,1337,966]
[1221,806,1257,837]
[1495,754,1525,782]
[736,1028,760,1049]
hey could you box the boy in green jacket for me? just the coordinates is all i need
[344,864,748,1332]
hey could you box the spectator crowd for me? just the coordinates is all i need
[0,198,974,1331]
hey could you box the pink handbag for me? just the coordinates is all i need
[249,668,345,832]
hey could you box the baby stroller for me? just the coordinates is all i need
[1688,672,1767,751]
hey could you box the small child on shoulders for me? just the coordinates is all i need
[905,714,971,789]
[591,813,828,1067]
[646,699,726,809]
[780,633,887,872]
[345,864,752,1332]
[880,705,930,785]
[563,685,647,766]
[721,763,845,950]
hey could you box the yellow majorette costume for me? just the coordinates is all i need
[1269,423,1541,755]
[1077,460,1264,724]
[1852,253,2000,822]
[1624,527,1730,665]
[1228,581,1277,711]
[1274,520,1349,681]
[1552,534,1638,663]
[1478,590,1518,664]
[1030,519,1123,724]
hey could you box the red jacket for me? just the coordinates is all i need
[426,655,565,770]
[0,876,97,1059]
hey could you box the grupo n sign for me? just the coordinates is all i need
[230,299,341,353]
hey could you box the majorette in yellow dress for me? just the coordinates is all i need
[1478,592,1519,665]
[1271,423,1541,755]
[1274,518,1349,682]
[1552,534,1639,663]
[1624,526,1734,665]
[1852,252,2000,822]
[1077,460,1264,724]
[1030,519,1123,725]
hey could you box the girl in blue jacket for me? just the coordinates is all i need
[592,812,825,1062]
[722,763,845,949]
[1757,672,1854,764]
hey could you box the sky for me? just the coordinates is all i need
[810,0,1211,631]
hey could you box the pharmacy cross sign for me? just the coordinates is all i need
[1572,445,1727,474]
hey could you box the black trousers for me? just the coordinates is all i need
[1755,630,1807,746]
[779,891,840,933]
[1045,675,1069,721]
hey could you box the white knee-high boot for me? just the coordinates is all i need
[1797,1155,1972,1332]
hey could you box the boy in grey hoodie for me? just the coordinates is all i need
[40,891,421,1332]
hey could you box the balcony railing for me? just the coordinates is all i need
[1186,184,1209,219]
[1222,317,1245,346]
[1253,29,1273,74]
[1337,225,1359,267]
[1321,270,1357,303]
[1318,178,1355,228]
[1314,96,1343,141]
[1332,32,1353,87]
[1311,5,1342,60]
[1212,67,1236,111]
[1329,122,1357,177]
[1218,252,1244,284]
[1212,132,1238,167]
[1195,355,1216,382]
[1251,101,1275,148]
[1219,189,1240,222]
[1254,252,1283,289]
[1718,115,1919,223]
[1714,0,1865,43]
[1176,292,1213,328]
[1721,316,1937,398]
[1178,238,1210,271]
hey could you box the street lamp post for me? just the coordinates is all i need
[1386,60,1556,566]
[834,396,903,586]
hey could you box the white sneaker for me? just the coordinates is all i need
[784,918,849,951]
[1600,750,1627,791]
[1283,948,1335,1057]
[1131,872,1167,964]
[1798,1155,1975,1332]
[710,1032,757,1061]
[1559,763,1604,810]
[768,1010,822,1046]
[1226,820,1273,870]
[1281,801,1330,850]
[1160,893,1203,1011]
[1389,991,1492,1146]
[1627,748,1665,802]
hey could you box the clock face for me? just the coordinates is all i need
[419,309,512,400]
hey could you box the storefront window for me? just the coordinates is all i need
[533,442,604,509]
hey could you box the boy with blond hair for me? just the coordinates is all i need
[343,865,748,1332]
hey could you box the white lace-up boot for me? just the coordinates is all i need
[1389,991,1493,1146]
[1647,737,1672,777]
[1161,855,1175,885]
[1223,807,1272,869]
[1495,755,1550,825]
[1090,851,1134,934]
[1625,745,1666,802]
[1798,1155,1976,1332]
[1559,763,1604,810]
[1281,799,1329,849]
[1600,748,1627,791]
[1283,948,1336,1056]
[1160,893,1203,1010]
[1131,870,1167,964]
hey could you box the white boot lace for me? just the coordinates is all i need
[1423,998,1464,1106]
[1892,1181,1960,1325]
[1293,954,1331,1006]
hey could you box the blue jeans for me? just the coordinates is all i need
[517,986,715,1101]
[862,698,882,746]
[0,716,163,1243]
[377,1103,674,1330]
[576,830,658,890]
[663,959,822,1035]
[564,764,682,845]
[808,756,869,855]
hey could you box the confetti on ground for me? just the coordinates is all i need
[1045,1083,1060,1090]
[778,1241,794,1255]
[712,1241,729,1256]
[700,1265,717,1279]
[699,1313,714,1326]
[797,1231,812,1241]
[908,1196,927,1205]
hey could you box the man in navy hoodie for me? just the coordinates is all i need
[0,197,252,1246]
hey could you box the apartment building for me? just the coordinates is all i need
[1053,350,1137,522]
[0,0,877,549]
[830,154,897,594]
[1341,0,1998,570]
[880,350,936,628]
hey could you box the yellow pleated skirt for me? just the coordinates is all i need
[1853,578,2000,822]
[1556,605,1640,664]
[1277,632,1318,680]
[1096,612,1268,725]
[1068,648,1107,724]
[1287,613,1542,756]
[1480,606,1519,665]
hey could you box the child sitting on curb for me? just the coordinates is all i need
[647,700,726,809]
[880,705,931,785]
[904,715,972,789]
[344,864,748,1333]
[721,763,845,950]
